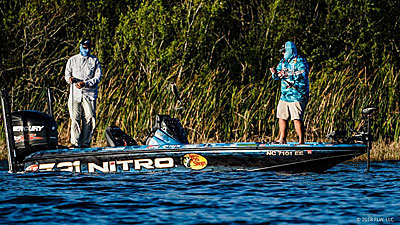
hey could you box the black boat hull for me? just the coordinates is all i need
[22,142,367,173]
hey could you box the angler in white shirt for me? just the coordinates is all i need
[65,39,102,148]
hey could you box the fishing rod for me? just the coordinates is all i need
[276,69,308,100]
[170,83,183,110]
[0,88,17,172]
[69,77,83,147]
[158,82,184,111]
[47,88,53,117]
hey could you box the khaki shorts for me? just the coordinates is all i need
[277,100,308,121]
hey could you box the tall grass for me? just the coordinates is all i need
[1,0,399,161]
[1,65,398,150]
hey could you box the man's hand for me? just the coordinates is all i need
[75,81,85,89]
[69,77,74,84]
[269,67,277,74]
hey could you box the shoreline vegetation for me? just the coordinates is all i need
[0,0,399,162]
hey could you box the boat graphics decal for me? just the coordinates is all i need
[33,157,175,173]
[25,164,39,172]
[182,144,203,148]
[236,143,258,147]
[164,145,182,148]
[13,125,45,132]
[105,147,125,151]
[14,134,44,143]
[265,150,305,156]
[182,154,207,170]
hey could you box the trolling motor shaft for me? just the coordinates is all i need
[362,107,377,172]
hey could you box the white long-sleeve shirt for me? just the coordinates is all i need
[65,54,102,102]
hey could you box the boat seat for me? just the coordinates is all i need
[105,126,137,147]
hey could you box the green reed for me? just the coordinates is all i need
[0,63,399,161]
[1,0,399,160]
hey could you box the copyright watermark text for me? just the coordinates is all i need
[357,217,396,223]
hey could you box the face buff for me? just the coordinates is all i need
[80,44,90,57]
[283,41,298,61]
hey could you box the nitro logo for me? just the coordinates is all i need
[35,157,175,173]
[13,126,45,132]
[88,158,174,172]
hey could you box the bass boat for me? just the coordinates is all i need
[1,88,376,173]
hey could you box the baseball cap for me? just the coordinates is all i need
[80,39,91,48]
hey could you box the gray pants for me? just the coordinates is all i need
[68,97,96,147]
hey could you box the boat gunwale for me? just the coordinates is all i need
[24,143,367,162]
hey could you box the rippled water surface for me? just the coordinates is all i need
[0,161,399,224]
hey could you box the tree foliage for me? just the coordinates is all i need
[0,0,399,145]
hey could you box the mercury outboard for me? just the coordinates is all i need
[1,88,58,172]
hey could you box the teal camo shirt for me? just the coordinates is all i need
[271,41,309,102]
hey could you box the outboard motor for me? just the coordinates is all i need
[1,88,58,172]
[12,111,58,157]
[146,115,188,145]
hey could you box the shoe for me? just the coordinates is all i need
[81,144,89,148]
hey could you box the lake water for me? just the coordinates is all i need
[0,161,399,224]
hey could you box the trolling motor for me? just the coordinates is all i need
[361,107,377,172]
[326,107,377,172]
[1,88,58,173]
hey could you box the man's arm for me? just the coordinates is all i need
[65,58,73,84]
[271,59,284,80]
[291,58,308,81]
[84,58,102,88]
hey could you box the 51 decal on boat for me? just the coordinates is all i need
[26,157,175,173]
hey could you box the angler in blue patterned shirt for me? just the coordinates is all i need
[269,41,309,144]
